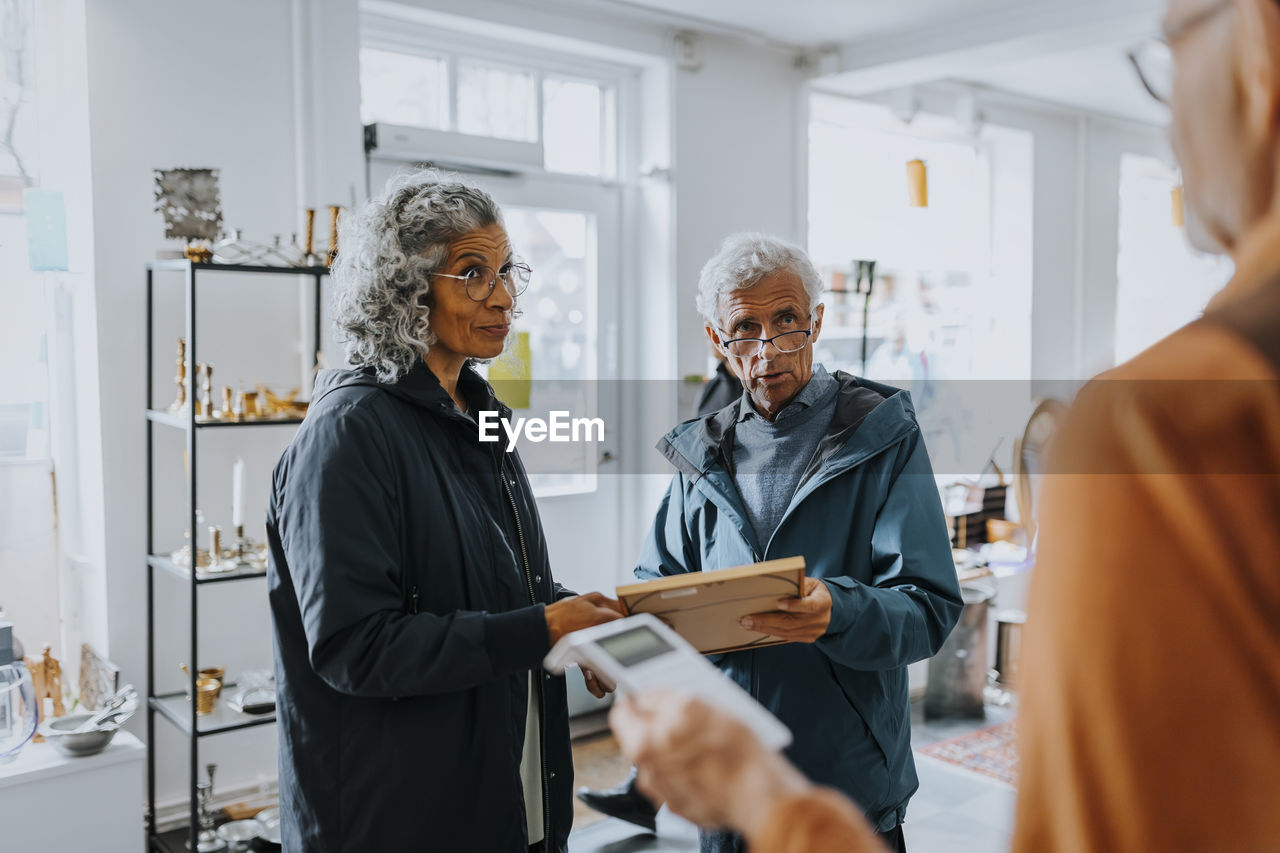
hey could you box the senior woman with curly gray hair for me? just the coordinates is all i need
[266,169,623,853]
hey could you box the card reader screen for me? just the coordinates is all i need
[597,626,674,668]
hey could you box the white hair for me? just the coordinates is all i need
[331,168,504,382]
[695,232,824,326]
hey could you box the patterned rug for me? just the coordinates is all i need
[917,720,1019,788]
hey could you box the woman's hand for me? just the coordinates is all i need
[609,690,810,837]
[581,667,616,699]
[545,592,625,646]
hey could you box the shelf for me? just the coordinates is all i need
[148,258,330,275]
[151,822,278,853]
[147,409,305,430]
[149,554,268,585]
[150,828,188,853]
[145,257,312,845]
[150,689,276,737]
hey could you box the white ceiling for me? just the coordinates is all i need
[576,0,1170,125]
[592,0,1035,47]
[963,43,1170,126]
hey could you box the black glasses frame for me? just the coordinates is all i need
[717,327,813,357]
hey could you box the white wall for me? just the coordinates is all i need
[671,35,809,375]
[85,0,312,808]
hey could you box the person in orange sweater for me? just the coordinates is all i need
[607,0,1280,850]
[1013,0,1280,847]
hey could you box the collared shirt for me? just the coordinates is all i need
[731,364,838,552]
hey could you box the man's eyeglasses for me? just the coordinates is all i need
[432,263,532,302]
[1128,41,1173,105]
[717,328,813,357]
[1128,0,1232,105]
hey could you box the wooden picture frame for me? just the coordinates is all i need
[616,557,806,654]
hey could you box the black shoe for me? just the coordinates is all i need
[576,767,658,833]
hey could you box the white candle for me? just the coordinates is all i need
[232,457,244,528]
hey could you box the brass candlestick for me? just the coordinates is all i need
[203,525,233,575]
[195,363,213,420]
[184,240,214,264]
[304,207,316,262]
[218,386,235,421]
[326,205,340,266]
[168,338,187,414]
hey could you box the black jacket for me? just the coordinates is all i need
[267,360,575,852]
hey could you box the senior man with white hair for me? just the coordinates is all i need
[633,233,963,853]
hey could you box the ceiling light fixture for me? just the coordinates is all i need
[907,159,928,208]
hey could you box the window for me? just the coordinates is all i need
[503,208,596,380]
[359,28,619,179]
[1114,153,1232,363]
[808,93,1034,476]
[456,62,537,142]
[0,0,60,678]
[484,207,600,497]
[359,47,449,130]
[808,94,1032,383]
[542,77,614,177]
[0,0,48,461]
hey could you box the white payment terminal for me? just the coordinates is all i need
[543,613,792,750]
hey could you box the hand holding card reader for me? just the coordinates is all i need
[544,613,792,750]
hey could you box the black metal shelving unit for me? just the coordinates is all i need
[145,260,327,852]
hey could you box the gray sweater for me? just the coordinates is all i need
[731,364,838,552]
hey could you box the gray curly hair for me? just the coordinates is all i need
[332,168,505,382]
[695,232,823,326]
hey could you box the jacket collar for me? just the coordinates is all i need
[657,369,916,483]
[312,359,510,422]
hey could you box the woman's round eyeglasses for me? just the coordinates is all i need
[432,263,532,302]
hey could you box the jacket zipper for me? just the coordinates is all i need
[409,585,419,615]
[502,467,552,847]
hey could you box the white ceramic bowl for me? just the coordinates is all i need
[41,714,117,757]
[255,806,281,845]
[217,819,260,848]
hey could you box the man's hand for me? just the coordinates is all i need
[738,576,832,643]
[545,592,625,646]
[609,690,809,838]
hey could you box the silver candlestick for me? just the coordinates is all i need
[191,762,227,851]
[222,524,267,571]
